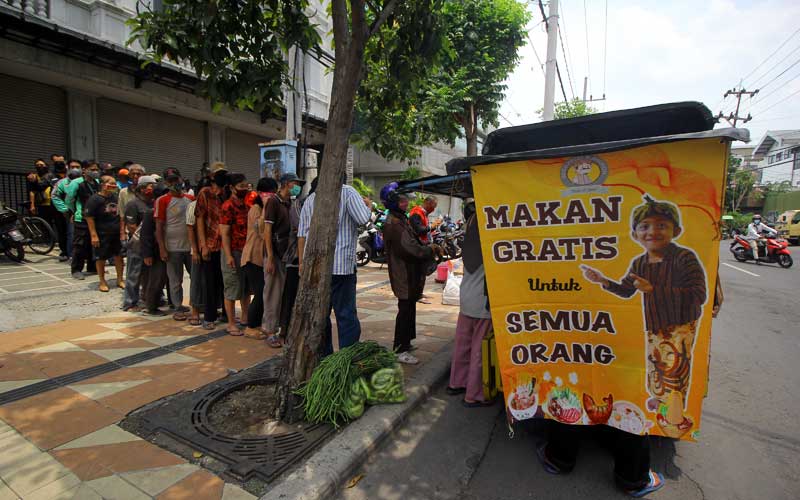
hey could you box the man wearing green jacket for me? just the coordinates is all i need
[51,163,82,260]
[65,161,101,279]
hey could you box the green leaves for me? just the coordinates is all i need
[353,0,529,160]
[127,0,321,114]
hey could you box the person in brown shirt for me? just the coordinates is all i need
[241,177,278,338]
[195,162,227,328]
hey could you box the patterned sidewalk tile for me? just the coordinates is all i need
[156,470,225,500]
[84,475,151,499]
[52,440,185,481]
[119,464,200,496]
[54,424,141,451]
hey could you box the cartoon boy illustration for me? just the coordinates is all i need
[570,160,595,185]
[581,195,707,431]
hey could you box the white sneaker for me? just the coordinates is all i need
[397,352,419,365]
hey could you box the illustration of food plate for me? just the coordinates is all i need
[543,386,583,424]
[607,400,653,435]
[507,382,538,420]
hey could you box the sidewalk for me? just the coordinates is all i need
[0,269,458,499]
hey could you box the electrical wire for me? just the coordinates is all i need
[747,42,800,88]
[527,33,546,77]
[752,57,800,93]
[753,87,800,116]
[739,27,800,85]
[583,0,591,98]
[558,21,576,99]
[750,69,800,106]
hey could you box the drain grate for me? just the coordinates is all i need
[121,358,333,485]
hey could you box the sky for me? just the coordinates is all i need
[500,0,800,146]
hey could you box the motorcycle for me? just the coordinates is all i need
[0,203,27,262]
[729,231,793,268]
[356,220,387,266]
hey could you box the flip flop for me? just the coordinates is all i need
[202,320,216,330]
[188,317,202,326]
[116,280,125,289]
[266,335,283,348]
[226,327,244,336]
[172,312,188,321]
[625,471,664,498]
[98,283,110,292]
[418,298,431,304]
[244,328,268,340]
[445,386,466,396]
[462,398,495,408]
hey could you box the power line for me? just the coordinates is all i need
[583,0,591,97]
[755,87,800,116]
[750,69,800,106]
[557,21,576,99]
[754,57,800,92]
[747,42,800,88]
[556,62,569,103]
[739,27,800,84]
[526,32,546,77]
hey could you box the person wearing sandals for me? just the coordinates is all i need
[262,174,304,347]
[537,424,664,497]
[380,182,442,365]
[219,173,252,336]
[446,202,494,407]
[241,177,278,339]
[154,169,195,321]
[84,175,124,293]
[196,163,227,329]
[185,196,204,326]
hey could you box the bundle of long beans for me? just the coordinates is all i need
[295,341,398,426]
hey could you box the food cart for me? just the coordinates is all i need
[443,102,747,441]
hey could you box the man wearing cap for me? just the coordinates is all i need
[297,176,372,355]
[117,168,131,190]
[119,164,146,243]
[262,173,304,347]
[65,161,101,279]
[51,162,82,261]
[195,162,228,328]
[121,175,157,311]
[155,168,195,319]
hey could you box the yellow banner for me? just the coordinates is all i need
[471,138,727,441]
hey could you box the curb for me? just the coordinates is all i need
[263,341,455,500]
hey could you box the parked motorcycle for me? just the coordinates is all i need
[0,203,27,262]
[729,231,793,268]
[356,220,387,266]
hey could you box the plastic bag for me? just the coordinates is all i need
[442,272,462,305]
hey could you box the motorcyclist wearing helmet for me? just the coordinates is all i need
[745,214,777,259]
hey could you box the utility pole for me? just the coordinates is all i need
[582,76,607,103]
[542,0,559,121]
[716,87,758,126]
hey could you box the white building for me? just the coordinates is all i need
[751,130,800,187]
[0,1,471,217]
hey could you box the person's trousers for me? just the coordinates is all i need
[166,251,191,309]
[262,258,286,333]
[189,259,205,309]
[201,251,223,322]
[749,239,760,258]
[53,210,69,257]
[280,266,300,331]
[122,252,143,309]
[71,223,96,273]
[322,273,361,356]
[142,258,168,312]
[244,262,265,328]
[545,423,651,490]
[393,298,417,353]
[449,314,493,402]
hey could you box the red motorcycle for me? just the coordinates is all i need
[730,231,793,268]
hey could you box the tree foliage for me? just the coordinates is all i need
[353,0,529,160]
[538,98,597,120]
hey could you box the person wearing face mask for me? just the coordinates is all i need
[85,175,124,292]
[154,168,195,320]
[195,162,228,329]
[65,161,101,279]
[262,173,305,347]
[219,173,253,335]
[51,165,82,261]
[119,164,146,245]
[241,177,278,338]
[121,176,157,311]
[27,159,55,227]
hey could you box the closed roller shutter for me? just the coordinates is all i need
[97,99,205,178]
[225,128,269,183]
[0,74,67,173]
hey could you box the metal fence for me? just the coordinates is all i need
[0,171,29,212]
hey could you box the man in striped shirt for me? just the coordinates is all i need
[582,195,706,422]
[298,179,372,356]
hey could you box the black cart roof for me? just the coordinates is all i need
[446,102,748,175]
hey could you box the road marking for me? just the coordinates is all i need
[22,263,74,287]
[1,283,75,295]
[722,262,760,277]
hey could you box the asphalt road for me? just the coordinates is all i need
[339,242,800,500]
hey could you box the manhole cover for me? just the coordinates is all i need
[121,358,333,484]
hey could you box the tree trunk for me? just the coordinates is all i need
[271,1,371,422]
[465,102,478,156]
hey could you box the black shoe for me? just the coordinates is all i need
[85,270,98,275]
[446,386,466,396]
[71,271,85,280]
[58,255,69,262]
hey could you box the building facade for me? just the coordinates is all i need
[751,130,800,188]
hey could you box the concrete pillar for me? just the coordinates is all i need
[67,91,97,161]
